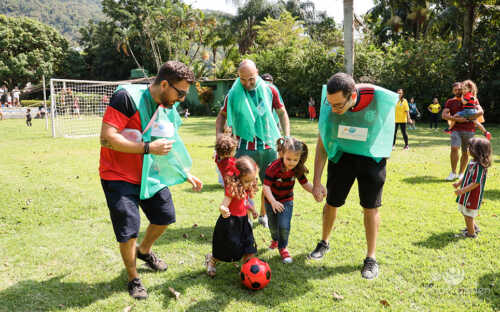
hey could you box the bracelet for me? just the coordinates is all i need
[143,142,150,154]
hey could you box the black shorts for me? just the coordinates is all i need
[212,215,257,262]
[101,180,176,243]
[326,153,386,209]
[410,113,418,120]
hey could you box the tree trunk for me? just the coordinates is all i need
[343,0,354,75]
[463,1,475,74]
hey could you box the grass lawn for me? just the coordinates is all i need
[0,117,499,312]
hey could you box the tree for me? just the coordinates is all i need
[0,15,68,89]
[344,0,354,75]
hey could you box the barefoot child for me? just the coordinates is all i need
[453,137,491,238]
[263,137,313,263]
[205,156,259,277]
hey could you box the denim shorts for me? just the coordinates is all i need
[450,131,474,150]
[456,108,477,118]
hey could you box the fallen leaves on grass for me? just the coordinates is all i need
[332,292,344,300]
[168,287,180,300]
[183,233,189,239]
[380,299,390,307]
[193,224,198,228]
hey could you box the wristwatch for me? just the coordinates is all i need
[144,142,150,154]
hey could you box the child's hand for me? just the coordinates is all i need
[455,189,463,196]
[219,205,230,218]
[271,200,284,213]
[251,209,258,219]
[452,181,460,189]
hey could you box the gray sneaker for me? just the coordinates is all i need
[258,215,269,228]
[361,257,379,279]
[461,225,480,234]
[128,278,148,300]
[308,240,330,260]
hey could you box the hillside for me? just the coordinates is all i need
[0,0,104,45]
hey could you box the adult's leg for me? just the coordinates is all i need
[458,132,472,174]
[401,123,408,147]
[363,208,380,258]
[120,238,139,281]
[321,203,338,243]
[450,146,459,174]
[138,224,168,254]
[393,123,400,146]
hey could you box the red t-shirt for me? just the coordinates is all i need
[224,188,250,217]
[215,156,236,177]
[263,158,308,203]
[221,84,284,151]
[445,97,475,132]
[99,89,143,184]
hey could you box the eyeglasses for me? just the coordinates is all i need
[168,81,188,99]
[326,96,350,110]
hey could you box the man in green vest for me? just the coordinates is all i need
[99,61,203,299]
[215,60,290,228]
[308,73,398,280]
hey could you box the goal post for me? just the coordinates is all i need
[49,78,127,138]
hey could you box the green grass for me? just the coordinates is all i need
[0,117,499,312]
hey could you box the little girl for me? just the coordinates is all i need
[214,127,235,187]
[263,137,313,263]
[205,156,259,277]
[447,80,491,140]
[453,137,491,238]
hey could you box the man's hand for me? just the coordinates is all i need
[150,139,175,155]
[312,183,327,202]
[271,200,284,213]
[187,173,203,191]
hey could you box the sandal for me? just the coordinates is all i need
[205,253,216,277]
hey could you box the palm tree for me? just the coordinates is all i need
[344,0,354,75]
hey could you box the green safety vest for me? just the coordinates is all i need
[318,84,398,163]
[116,84,192,199]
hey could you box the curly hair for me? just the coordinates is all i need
[468,137,492,168]
[215,134,237,158]
[154,61,195,85]
[462,79,478,97]
[224,156,259,199]
[276,137,309,177]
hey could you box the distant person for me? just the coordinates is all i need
[452,137,491,238]
[408,97,420,129]
[0,106,4,120]
[0,85,6,107]
[308,96,316,120]
[26,108,32,127]
[428,97,441,129]
[442,82,484,181]
[393,88,411,150]
[184,108,190,119]
[7,92,12,107]
[12,87,21,107]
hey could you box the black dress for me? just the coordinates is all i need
[212,214,257,262]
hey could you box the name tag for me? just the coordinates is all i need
[337,125,368,142]
[151,120,174,138]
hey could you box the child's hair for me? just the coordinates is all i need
[215,134,237,158]
[468,137,492,168]
[27,108,31,112]
[462,80,478,96]
[223,125,233,135]
[224,156,259,199]
[276,137,309,177]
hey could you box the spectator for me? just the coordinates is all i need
[26,108,32,127]
[428,97,441,129]
[13,86,21,107]
[408,97,420,129]
[308,97,316,121]
[393,88,411,150]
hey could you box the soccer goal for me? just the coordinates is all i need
[49,78,129,138]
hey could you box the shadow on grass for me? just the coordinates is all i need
[155,253,359,311]
[477,272,500,311]
[198,183,224,193]
[483,189,500,201]
[141,225,214,247]
[402,175,447,184]
[413,231,461,249]
[0,274,125,311]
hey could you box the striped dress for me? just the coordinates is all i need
[456,161,487,210]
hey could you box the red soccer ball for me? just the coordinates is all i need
[240,258,271,290]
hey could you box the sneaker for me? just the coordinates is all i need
[136,248,168,271]
[444,128,451,134]
[403,145,409,150]
[308,240,330,260]
[128,278,148,300]
[269,240,278,250]
[458,231,477,239]
[461,225,481,234]
[205,253,216,277]
[258,215,269,228]
[445,172,457,181]
[361,257,379,279]
[279,248,293,264]
[458,173,464,180]
[485,131,492,141]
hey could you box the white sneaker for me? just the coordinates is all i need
[458,173,464,180]
[258,215,269,228]
[445,172,457,181]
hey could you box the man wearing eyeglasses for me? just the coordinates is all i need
[215,60,290,228]
[308,73,398,280]
[99,61,203,300]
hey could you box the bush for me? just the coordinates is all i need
[21,100,45,107]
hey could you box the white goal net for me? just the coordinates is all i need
[49,78,139,138]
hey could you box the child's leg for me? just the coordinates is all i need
[205,253,217,277]
[264,202,279,243]
[473,120,487,134]
[464,215,475,235]
[276,201,293,249]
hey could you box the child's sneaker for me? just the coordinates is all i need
[444,128,451,134]
[258,215,269,228]
[458,232,477,239]
[461,225,481,234]
[279,248,293,264]
[205,254,216,277]
[269,240,278,250]
[485,131,492,141]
